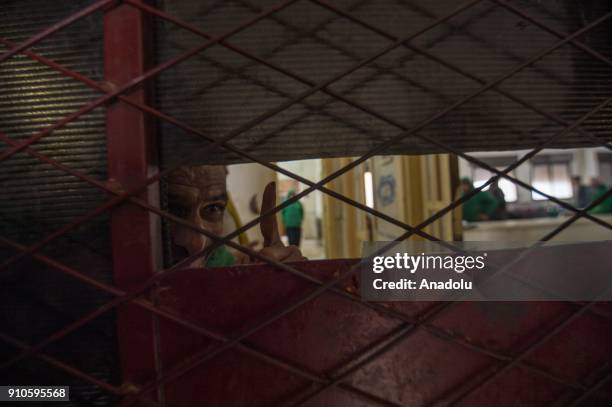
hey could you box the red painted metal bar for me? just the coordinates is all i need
[0,0,584,286]
[4,32,608,398]
[216,4,612,255]
[0,118,431,336]
[0,237,220,341]
[0,0,301,165]
[3,0,609,383]
[1,130,600,404]
[446,301,612,406]
[103,0,162,396]
[115,0,612,238]
[263,187,611,407]
[0,0,301,275]
[0,42,478,278]
[282,302,445,405]
[3,0,609,339]
[0,0,604,294]
[428,190,612,406]
[121,180,612,407]
[0,149,408,406]
[290,188,612,406]
[0,237,398,407]
[0,38,444,247]
[0,0,483,277]
[124,0,612,231]
[2,1,608,404]
[0,0,115,64]
[0,121,606,402]
[0,234,223,337]
[4,24,608,331]
[152,260,612,406]
[289,329,434,405]
[0,0,416,372]
[1,15,608,300]
[118,87,612,405]
[7,229,603,404]
[0,127,424,333]
[282,322,423,405]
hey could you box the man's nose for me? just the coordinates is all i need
[185,209,208,255]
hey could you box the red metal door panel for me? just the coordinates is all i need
[154,260,612,406]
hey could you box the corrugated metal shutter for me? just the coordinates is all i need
[0,1,116,406]
[155,0,612,166]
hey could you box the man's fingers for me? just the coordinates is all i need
[260,181,282,247]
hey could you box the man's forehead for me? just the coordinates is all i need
[167,165,227,198]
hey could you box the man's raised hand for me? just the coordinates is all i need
[258,182,306,263]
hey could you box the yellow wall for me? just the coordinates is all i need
[322,155,460,258]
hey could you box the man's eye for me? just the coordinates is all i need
[200,203,225,219]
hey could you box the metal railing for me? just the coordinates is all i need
[0,0,611,405]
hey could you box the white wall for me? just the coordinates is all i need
[226,163,276,244]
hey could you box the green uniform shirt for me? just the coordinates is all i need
[282,200,304,228]
[205,245,236,267]
[462,190,498,222]
[590,185,612,214]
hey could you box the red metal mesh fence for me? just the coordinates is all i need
[0,0,611,406]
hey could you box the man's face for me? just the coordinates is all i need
[167,165,228,267]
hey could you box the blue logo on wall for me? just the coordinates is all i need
[377,175,396,207]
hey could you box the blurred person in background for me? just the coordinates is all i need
[489,178,507,220]
[571,175,590,208]
[281,189,304,247]
[589,177,612,214]
[459,177,498,222]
